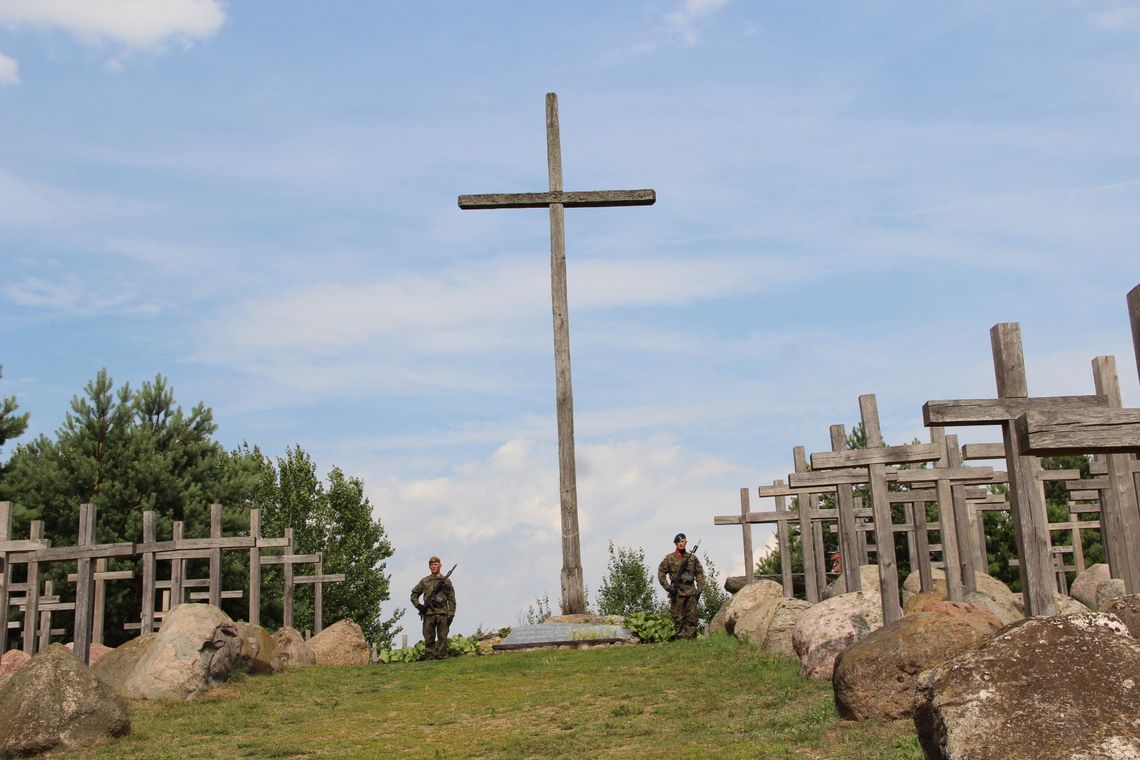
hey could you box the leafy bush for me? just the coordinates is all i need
[625,611,674,643]
[596,541,661,616]
[447,634,479,657]
[377,641,425,663]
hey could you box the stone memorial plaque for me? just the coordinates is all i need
[493,622,634,651]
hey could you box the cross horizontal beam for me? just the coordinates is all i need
[923,395,1107,426]
[1015,408,1140,455]
[458,189,655,210]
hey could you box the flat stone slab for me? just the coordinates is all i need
[494,623,635,651]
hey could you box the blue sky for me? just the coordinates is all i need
[2,1,1139,635]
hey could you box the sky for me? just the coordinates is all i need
[2,0,1139,637]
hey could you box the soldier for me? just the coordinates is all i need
[410,556,456,660]
[658,533,705,639]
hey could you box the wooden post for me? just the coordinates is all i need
[209,503,223,608]
[73,503,97,665]
[859,395,902,623]
[0,502,12,655]
[459,93,655,614]
[171,521,185,609]
[772,484,795,597]
[284,527,295,629]
[1090,356,1140,594]
[21,521,43,653]
[141,511,156,633]
[738,488,755,583]
[991,324,1056,616]
[830,425,863,593]
[249,509,261,626]
[792,446,821,602]
[37,580,53,652]
[1128,284,1140,384]
[314,557,324,635]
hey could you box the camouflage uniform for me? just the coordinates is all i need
[658,550,705,639]
[411,572,456,659]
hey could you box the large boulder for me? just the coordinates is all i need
[1071,563,1126,610]
[962,590,1022,626]
[0,648,30,675]
[756,597,812,658]
[792,591,883,681]
[901,568,1014,605]
[273,626,316,667]
[720,579,784,635]
[915,614,1140,759]
[65,641,114,668]
[1101,595,1140,639]
[833,611,994,721]
[822,565,882,600]
[308,619,369,665]
[122,603,241,701]
[92,635,156,694]
[707,603,731,635]
[0,643,130,757]
[1009,591,1090,618]
[234,622,281,674]
[905,600,1004,637]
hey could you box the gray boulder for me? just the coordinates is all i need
[962,590,1023,625]
[273,626,316,667]
[122,603,241,700]
[234,622,281,675]
[914,613,1140,759]
[792,591,882,680]
[92,634,156,694]
[719,579,784,635]
[0,643,130,757]
[1071,563,1126,610]
[822,565,882,600]
[833,611,992,721]
[901,568,1014,605]
[1101,594,1140,639]
[309,619,369,665]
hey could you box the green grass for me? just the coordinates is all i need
[61,635,920,759]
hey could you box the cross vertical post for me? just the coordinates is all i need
[459,93,655,614]
[1128,285,1140,383]
[830,425,863,593]
[738,488,754,584]
[792,446,821,602]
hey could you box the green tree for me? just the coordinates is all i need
[595,542,661,616]
[0,370,401,648]
[257,445,402,646]
[0,364,29,460]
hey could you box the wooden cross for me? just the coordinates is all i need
[259,527,345,633]
[1012,354,1140,591]
[808,395,949,623]
[0,502,50,656]
[459,93,655,614]
[890,430,995,601]
[924,322,1109,616]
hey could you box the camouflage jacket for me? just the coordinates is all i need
[411,574,456,616]
[658,551,705,597]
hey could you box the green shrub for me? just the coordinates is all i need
[625,611,675,643]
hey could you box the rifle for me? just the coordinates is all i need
[672,540,702,599]
[419,563,457,619]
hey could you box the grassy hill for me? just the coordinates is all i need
[64,635,920,759]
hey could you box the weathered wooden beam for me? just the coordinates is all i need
[458,189,656,209]
[923,395,1107,426]
[1128,284,1140,384]
[260,553,323,565]
[1015,408,1140,455]
[811,442,943,469]
[292,573,347,586]
[961,442,1006,460]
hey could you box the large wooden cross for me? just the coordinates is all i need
[924,322,1110,615]
[458,93,655,613]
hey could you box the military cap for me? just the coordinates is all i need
[673,533,686,543]
[429,555,441,564]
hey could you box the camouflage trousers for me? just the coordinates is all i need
[422,614,450,659]
[670,593,699,639]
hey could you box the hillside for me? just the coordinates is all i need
[61,635,920,759]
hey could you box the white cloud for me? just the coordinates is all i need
[0,51,18,84]
[664,0,731,45]
[1089,6,1140,32]
[367,433,754,631]
[0,0,225,49]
